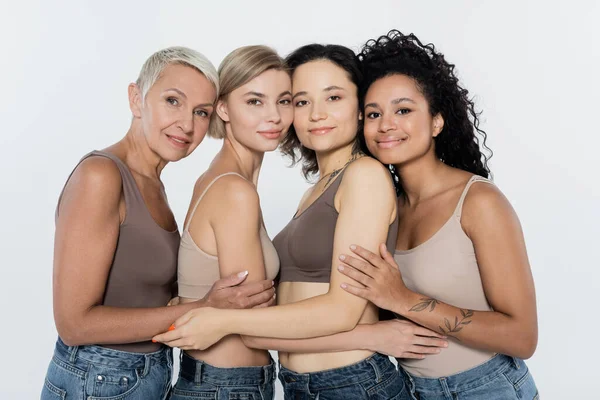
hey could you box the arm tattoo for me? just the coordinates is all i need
[409,297,440,312]
[438,309,474,339]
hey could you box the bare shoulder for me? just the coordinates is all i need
[341,156,394,191]
[462,179,518,229]
[63,156,122,204]
[207,174,260,214]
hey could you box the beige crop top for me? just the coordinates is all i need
[394,175,496,378]
[177,173,280,300]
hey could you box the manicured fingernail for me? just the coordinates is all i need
[272,280,275,286]
[350,245,356,250]
[341,283,347,289]
[152,339,157,343]
[238,271,248,278]
[168,324,175,331]
[339,254,346,261]
[337,265,344,271]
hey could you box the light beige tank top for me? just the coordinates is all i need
[394,175,496,378]
[178,172,280,299]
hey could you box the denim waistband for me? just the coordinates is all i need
[400,354,524,393]
[179,351,275,386]
[278,353,394,391]
[54,337,171,373]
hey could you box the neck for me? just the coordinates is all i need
[218,136,265,185]
[395,154,448,205]
[118,121,168,179]
[315,142,356,178]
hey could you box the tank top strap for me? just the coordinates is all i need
[56,150,144,219]
[319,155,364,204]
[453,175,494,219]
[184,172,248,231]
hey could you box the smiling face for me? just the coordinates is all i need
[363,74,443,166]
[217,68,293,153]
[291,60,360,154]
[129,63,217,162]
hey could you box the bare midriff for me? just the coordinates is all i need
[277,281,378,373]
[179,297,271,367]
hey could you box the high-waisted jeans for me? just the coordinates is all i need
[278,353,408,400]
[41,337,172,400]
[400,354,539,400]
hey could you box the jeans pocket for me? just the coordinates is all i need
[87,365,142,399]
[502,360,538,399]
[41,378,66,400]
[364,369,407,400]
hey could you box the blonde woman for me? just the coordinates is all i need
[170,46,293,400]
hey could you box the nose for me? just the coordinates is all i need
[177,114,194,134]
[309,102,327,122]
[379,114,397,133]
[266,103,282,124]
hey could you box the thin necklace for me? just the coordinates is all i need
[316,152,363,191]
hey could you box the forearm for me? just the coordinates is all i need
[395,290,536,358]
[57,301,200,346]
[241,324,371,353]
[223,294,365,340]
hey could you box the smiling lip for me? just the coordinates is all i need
[166,134,191,149]
[309,126,335,136]
[375,136,407,149]
[258,129,282,139]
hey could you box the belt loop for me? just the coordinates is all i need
[262,364,269,384]
[68,345,79,363]
[141,354,151,378]
[511,356,521,370]
[366,355,382,383]
[195,361,203,384]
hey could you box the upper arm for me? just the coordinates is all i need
[53,157,122,333]
[327,158,397,321]
[462,183,537,326]
[209,177,266,284]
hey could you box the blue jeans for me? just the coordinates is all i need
[169,351,276,400]
[400,354,539,400]
[41,337,173,400]
[278,353,408,400]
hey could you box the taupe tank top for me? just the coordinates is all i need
[178,173,280,299]
[395,175,496,377]
[56,151,180,353]
[274,167,399,283]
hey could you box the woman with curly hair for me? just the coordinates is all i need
[337,30,539,399]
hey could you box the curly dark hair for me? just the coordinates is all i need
[280,44,363,180]
[357,30,492,191]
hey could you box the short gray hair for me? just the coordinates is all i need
[136,46,219,102]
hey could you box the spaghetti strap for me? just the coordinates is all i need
[454,175,494,219]
[184,172,247,231]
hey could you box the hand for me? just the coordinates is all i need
[203,271,276,309]
[152,307,226,350]
[338,243,410,312]
[167,297,180,307]
[361,319,448,358]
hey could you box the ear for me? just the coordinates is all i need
[432,113,444,137]
[128,83,143,118]
[216,100,230,123]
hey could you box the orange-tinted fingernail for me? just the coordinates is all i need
[168,324,175,331]
[152,339,157,343]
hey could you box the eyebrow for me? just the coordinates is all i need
[365,97,416,109]
[292,85,346,100]
[164,87,214,108]
[243,91,266,98]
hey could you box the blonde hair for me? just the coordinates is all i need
[136,46,219,103]
[208,45,287,139]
